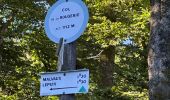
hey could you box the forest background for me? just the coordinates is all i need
[0,0,150,100]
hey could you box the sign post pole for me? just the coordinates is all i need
[42,0,89,99]
[59,42,76,100]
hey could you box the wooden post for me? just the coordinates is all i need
[59,42,76,100]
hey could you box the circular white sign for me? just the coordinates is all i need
[45,0,89,43]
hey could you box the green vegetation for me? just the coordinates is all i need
[0,0,150,99]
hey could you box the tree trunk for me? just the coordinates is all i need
[0,33,2,46]
[148,0,170,99]
[0,32,2,67]
[99,46,115,88]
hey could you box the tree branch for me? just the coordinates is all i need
[85,50,104,60]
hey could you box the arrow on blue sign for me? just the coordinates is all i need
[50,87,78,90]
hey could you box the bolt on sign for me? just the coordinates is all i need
[40,69,89,96]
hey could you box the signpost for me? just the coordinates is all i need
[40,69,89,96]
[42,0,89,99]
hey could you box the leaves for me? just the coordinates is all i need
[0,0,150,99]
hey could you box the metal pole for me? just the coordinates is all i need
[59,41,76,100]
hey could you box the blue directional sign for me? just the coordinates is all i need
[40,69,89,96]
[44,0,89,43]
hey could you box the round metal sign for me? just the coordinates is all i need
[45,0,89,43]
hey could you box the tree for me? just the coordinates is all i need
[0,0,150,99]
[78,0,150,99]
[148,0,170,99]
[0,0,58,99]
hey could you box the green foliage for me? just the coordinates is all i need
[0,0,150,99]
[78,0,150,99]
[0,0,57,99]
